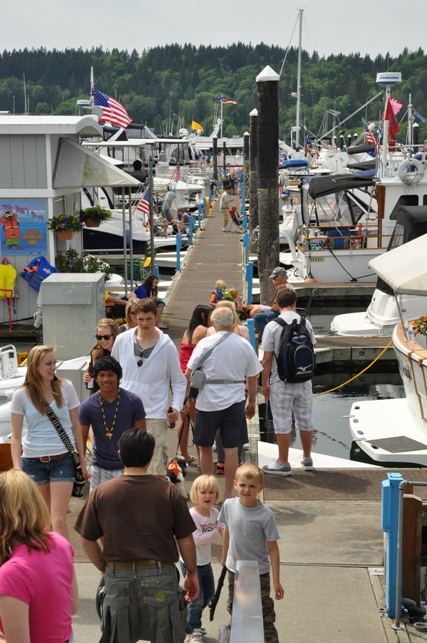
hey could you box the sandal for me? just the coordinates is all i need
[216,463,224,475]
[157,322,169,329]
[186,455,197,464]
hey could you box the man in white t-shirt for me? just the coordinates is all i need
[261,287,316,477]
[185,307,262,499]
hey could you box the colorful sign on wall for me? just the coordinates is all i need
[0,199,47,256]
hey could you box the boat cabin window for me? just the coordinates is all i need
[389,195,418,220]
[423,195,427,205]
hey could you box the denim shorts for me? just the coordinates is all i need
[21,453,76,486]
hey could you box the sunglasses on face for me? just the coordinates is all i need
[96,334,113,341]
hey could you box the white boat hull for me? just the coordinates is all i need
[284,247,386,283]
[349,324,427,466]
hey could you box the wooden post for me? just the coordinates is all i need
[243,131,250,173]
[257,66,280,305]
[213,135,218,182]
[249,108,258,253]
[402,493,422,604]
[223,140,227,179]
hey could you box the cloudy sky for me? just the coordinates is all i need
[3,0,426,60]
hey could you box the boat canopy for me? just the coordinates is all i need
[53,138,141,189]
[375,206,427,295]
[307,174,375,199]
[369,208,427,295]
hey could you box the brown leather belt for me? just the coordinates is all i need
[38,452,69,463]
[106,560,171,570]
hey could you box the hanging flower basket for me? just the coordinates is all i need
[80,206,112,227]
[84,217,101,228]
[56,230,75,241]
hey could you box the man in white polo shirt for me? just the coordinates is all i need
[185,307,262,499]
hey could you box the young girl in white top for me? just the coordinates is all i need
[180,475,224,643]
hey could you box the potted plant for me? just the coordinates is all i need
[48,215,83,241]
[55,249,114,277]
[412,315,427,349]
[80,206,112,228]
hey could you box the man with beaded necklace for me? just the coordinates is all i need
[79,355,146,492]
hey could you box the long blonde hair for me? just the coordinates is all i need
[0,469,51,565]
[22,345,64,415]
[91,318,120,362]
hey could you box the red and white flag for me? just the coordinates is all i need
[173,164,181,182]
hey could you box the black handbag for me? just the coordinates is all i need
[44,404,85,498]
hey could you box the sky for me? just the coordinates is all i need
[3,0,427,60]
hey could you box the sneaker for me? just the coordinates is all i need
[222,228,229,232]
[263,460,291,476]
[302,457,314,471]
[187,629,203,642]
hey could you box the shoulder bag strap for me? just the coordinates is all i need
[44,403,76,455]
[192,332,233,371]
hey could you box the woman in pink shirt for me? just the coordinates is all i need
[0,469,78,643]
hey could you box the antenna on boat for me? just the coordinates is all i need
[295,8,303,149]
[23,73,27,116]
[376,72,402,177]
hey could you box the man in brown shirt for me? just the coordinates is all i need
[74,428,199,643]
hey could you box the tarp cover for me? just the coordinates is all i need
[307,173,375,199]
[369,212,427,295]
[53,138,141,189]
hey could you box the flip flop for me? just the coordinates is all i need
[157,323,169,329]
[186,455,197,464]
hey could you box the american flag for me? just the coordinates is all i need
[215,95,237,105]
[173,164,181,181]
[362,118,378,146]
[92,88,132,129]
[136,188,150,216]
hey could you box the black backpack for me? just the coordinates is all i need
[273,317,316,383]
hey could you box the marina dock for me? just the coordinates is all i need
[6,197,424,643]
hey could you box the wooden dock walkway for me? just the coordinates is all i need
[162,196,243,347]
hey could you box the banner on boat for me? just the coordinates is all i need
[0,199,47,257]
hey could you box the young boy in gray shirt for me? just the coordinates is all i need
[219,464,284,643]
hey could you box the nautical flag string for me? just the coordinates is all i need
[362,118,378,146]
[92,88,133,128]
[173,164,181,182]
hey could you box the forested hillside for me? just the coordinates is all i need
[1,43,426,142]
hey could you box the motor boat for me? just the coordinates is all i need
[349,234,427,466]
[331,206,427,335]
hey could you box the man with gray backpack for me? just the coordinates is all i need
[261,287,316,476]
[185,307,262,499]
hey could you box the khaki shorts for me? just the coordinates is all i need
[145,418,169,476]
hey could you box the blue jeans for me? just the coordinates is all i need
[254,310,279,337]
[180,562,215,631]
[21,453,76,486]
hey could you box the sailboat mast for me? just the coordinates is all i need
[295,8,303,149]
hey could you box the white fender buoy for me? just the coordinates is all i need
[397,158,425,185]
